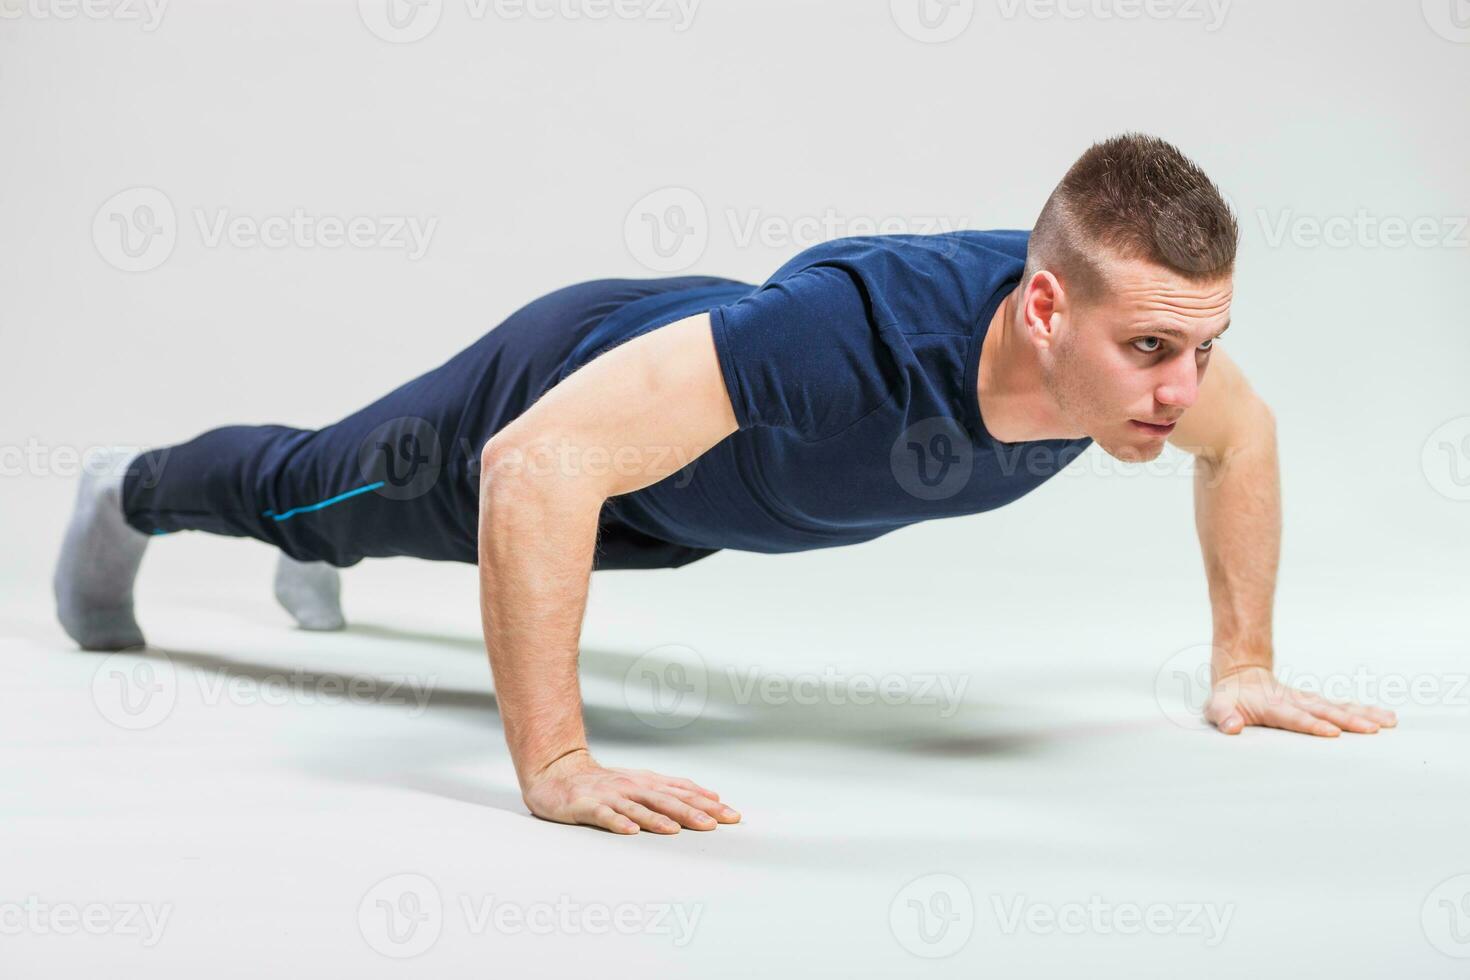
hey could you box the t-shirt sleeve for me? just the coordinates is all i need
[708,264,893,441]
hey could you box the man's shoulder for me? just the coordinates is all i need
[764,228,1030,281]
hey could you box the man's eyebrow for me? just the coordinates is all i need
[1138,320,1231,342]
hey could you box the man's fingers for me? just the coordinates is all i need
[631,789,719,831]
[1353,703,1398,727]
[1266,704,1341,737]
[1292,690,1398,732]
[663,776,720,801]
[661,785,742,823]
[579,800,639,835]
[1296,697,1381,734]
[609,797,681,834]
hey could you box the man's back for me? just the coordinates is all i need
[561,230,1095,559]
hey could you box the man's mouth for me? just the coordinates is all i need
[1129,418,1178,435]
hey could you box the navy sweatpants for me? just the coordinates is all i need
[120,277,731,570]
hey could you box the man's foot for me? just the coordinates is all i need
[54,448,149,651]
[273,553,345,631]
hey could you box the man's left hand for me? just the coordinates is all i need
[1204,665,1398,736]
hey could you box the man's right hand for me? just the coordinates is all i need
[522,749,741,835]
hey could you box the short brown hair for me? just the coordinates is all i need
[1025,133,1239,301]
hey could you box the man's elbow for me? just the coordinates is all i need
[478,433,607,514]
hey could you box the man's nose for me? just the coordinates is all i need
[1155,357,1200,410]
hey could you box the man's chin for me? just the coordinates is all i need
[1096,434,1168,464]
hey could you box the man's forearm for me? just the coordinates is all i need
[1192,402,1281,683]
[478,450,602,791]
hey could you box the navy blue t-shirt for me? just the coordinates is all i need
[553,229,1094,565]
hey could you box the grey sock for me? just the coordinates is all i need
[273,553,346,631]
[54,447,149,651]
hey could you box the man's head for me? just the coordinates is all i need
[1021,133,1238,462]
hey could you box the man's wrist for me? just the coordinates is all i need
[1210,643,1273,685]
[522,745,594,789]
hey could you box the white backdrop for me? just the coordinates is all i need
[2,1,1468,976]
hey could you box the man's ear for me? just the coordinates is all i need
[1022,270,1065,349]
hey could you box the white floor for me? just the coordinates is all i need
[3,514,1467,978]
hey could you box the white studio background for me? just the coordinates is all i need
[1,2,1468,978]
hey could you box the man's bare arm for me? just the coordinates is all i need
[478,312,743,834]
[1168,347,1396,736]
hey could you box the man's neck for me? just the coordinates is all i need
[976,286,1083,443]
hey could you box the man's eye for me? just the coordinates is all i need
[1132,337,1216,354]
